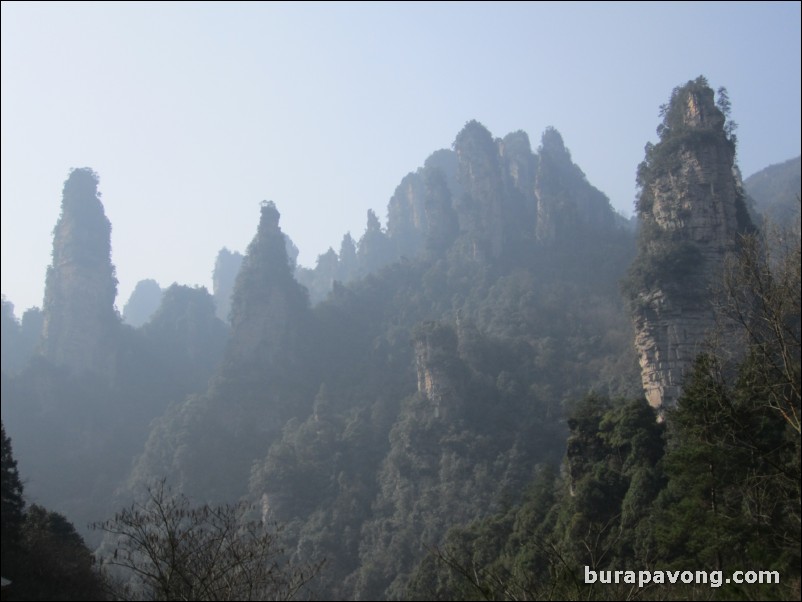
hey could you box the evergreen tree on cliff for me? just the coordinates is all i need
[1,421,105,599]
[1,421,25,571]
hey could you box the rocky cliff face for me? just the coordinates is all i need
[41,168,120,376]
[499,130,538,231]
[386,149,459,259]
[388,122,620,264]
[535,127,617,245]
[212,248,244,323]
[629,78,754,408]
[226,201,310,371]
[387,172,428,258]
[126,200,317,503]
[413,322,463,419]
[453,121,507,259]
[301,122,621,304]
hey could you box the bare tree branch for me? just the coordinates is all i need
[93,480,323,601]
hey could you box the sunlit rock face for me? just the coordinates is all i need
[413,322,461,419]
[630,80,753,408]
[41,168,120,377]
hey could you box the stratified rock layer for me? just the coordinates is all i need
[631,79,753,408]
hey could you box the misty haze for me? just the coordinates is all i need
[1,3,800,601]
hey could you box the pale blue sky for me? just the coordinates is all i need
[2,1,800,314]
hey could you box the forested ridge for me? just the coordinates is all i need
[1,77,799,600]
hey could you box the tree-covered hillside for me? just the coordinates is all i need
[1,78,798,601]
[121,121,638,600]
[744,155,801,225]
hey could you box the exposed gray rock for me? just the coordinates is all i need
[630,79,753,408]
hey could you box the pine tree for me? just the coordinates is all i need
[1,421,25,560]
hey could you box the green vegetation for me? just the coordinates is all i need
[1,421,106,600]
[1,78,798,601]
[637,77,733,198]
[414,351,799,600]
[412,204,801,601]
[623,77,754,305]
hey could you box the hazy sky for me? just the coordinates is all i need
[2,1,800,314]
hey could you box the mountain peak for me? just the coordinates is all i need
[41,168,120,376]
[539,126,567,157]
[627,77,753,408]
[258,200,281,233]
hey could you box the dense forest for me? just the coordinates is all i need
[1,77,799,601]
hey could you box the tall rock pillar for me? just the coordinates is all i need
[628,78,754,408]
[41,168,120,376]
